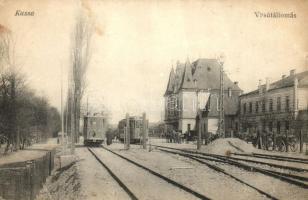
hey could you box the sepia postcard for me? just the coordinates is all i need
[0,0,308,200]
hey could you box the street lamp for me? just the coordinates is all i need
[217,54,226,138]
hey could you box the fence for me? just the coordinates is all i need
[0,149,55,200]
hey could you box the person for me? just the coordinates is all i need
[172,130,176,143]
[256,130,262,149]
[178,132,182,144]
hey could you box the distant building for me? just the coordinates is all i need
[239,69,308,137]
[164,58,242,136]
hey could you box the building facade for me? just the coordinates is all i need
[239,69,308,137]
[164,58,242,135]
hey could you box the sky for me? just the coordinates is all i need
[0,0,307,123]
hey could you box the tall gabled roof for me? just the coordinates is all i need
[164,67,175,96]
[174,62,185,93]
[164,58,242,96]
[191,59,241,91]
[180,59,195,89]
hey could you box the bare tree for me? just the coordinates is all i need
[0,25,19,152]
[0,25,60,154]
[67,12,93,152]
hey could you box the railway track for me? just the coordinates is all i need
[157,148,278,200]
[232,152,308,164]
[87,148,138,200]
[100,146,212,200]
[221,154,308,172]
[153,145,308,189]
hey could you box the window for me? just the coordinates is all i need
[262,120,266,132]
[249,102,253,113]
[255,101,259,113]
[168,96,177,116]
[243,103,247,114]
[206,95,211,111]
[228,88,232,97]
[277,121,281,134]
[269,99,273,111]
[277,97,281,111]
[269,121,273,132]
[285,96,290,111]
[262,100,266,112]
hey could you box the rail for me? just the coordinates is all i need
[101,146,212,200]
[87,148,138,200]
[153,145,308,189]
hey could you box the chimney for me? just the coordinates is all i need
[258,79,262,94]
[290,69,296,76]
[265,77,270,91]
[282,75,286,79]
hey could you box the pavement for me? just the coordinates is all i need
[0,138,59,167]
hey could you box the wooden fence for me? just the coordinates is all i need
[0,150,55,200]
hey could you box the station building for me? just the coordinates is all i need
[164,58,242,136]
[239,69,308,137]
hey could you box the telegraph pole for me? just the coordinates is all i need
[218,55,225,138]
[86,96,89,115]
[142,112,147,149]
[60,64,65,152]
[194,80,202,150]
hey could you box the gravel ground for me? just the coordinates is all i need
[35,138,307,200]
[231,154,308,171]
[76,148,130,200]
[108,144,268,200]
[92,147,200,200]
[107,139,308,200]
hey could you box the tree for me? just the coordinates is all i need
[0,24,61,152]
[0,24,19,151]
[66,11,93,152]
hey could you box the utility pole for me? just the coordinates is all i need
[86,96,89,115]
[218,55,225,138]
[125,113,130,150]
[194,80,202,150]
[142,112,147,149]
[61,64,65,153]
[197,110,202,150]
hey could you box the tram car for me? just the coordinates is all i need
[83,113,108,146]
[118,116,148,144]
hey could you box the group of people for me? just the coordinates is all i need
[166,130,185,143]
